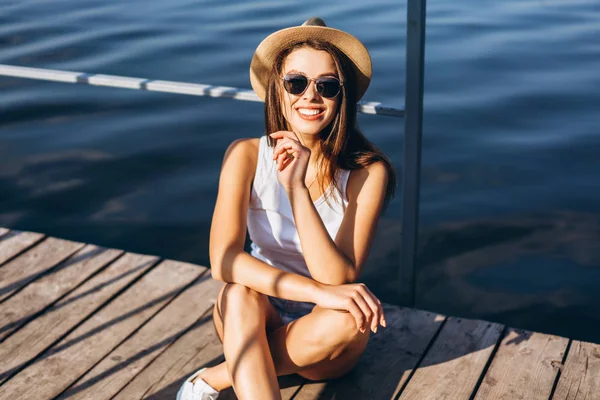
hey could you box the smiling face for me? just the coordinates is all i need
[280,47,341,136]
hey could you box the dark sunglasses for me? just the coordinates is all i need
[281,73,342,99]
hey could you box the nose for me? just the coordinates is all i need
[302,79,320,100]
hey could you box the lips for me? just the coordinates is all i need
[296,107,325,120]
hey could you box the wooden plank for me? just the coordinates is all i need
[0,237,84,302]
[0,252,158,385]
[277,375,305,400]
[0,245,123,341]
[216,372,305,400]
[553,340,600,400]
[112,308,225,400]
[474,328,568,400]
[0,230,45,266]
[399,317,504,400]
[0,227,9,237]
[294,306,446,400]
[114,284,301,400]
[0,257,204,399]
[58,266,220,400]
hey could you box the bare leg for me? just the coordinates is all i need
[218,283,281,399]
[195,284,370,393]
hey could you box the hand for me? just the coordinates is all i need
[269,131,310,191]
[312,282,386,334]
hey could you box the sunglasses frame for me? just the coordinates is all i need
[281,73,343,99]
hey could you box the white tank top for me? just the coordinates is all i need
[247,135,351,278]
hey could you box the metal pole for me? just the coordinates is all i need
[399,0,426,306]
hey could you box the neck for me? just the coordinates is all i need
[295,132,323,169]
[297,133,320,152]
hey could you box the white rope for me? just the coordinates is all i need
[0,64,404,117]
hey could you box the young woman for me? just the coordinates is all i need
[177,17,396,400]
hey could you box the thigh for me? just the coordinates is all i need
[267,305,371,380]
[212,284,284,344]
[297,336,369,381]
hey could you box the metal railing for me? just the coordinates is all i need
[0,64,404,117]
[0,0,425,306]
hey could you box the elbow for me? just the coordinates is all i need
[210,266,224,282]
[342,258,360,284]
[318,264,358,286]
[209,244,239,283]
[344,266,359,284]
[209,245,226,282]
[209,257,224,282]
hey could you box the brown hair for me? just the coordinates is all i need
[264,40,396,211]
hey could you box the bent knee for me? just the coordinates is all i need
[219,283,265,310]
[312,306,367,347]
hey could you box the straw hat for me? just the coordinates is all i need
[250,17,372,101]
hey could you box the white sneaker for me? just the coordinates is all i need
[176,367,220,400]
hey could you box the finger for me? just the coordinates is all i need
[362,285,386,327]
[345,299,366,333]
[270,130,300,142]
[273,140,294,169]
[272,138,289,159]
[272,138,298,160]
[277,141,303,162]
[271,134,304,157]
[280,151,294,170]
[352,292,375,332]
[276,150,289,171]
[357,286,381,332]
[272,142,284,160]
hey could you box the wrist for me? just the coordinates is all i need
[284,184,308,194]
[307,279,325,303]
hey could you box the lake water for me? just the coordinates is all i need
[1,0,599,342]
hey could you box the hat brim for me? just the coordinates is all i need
[250,25,372,101]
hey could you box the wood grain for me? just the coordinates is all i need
[0,227,596,400]
[0,252,158,385]
[0,230,44,266]
[553,340,600,400]
[294,306,446,400]
[475,328,568,400]
[115,285,302,400]
[0,245,122,341]
[112,287,225,400]
[0,237,84,302]
[0,257,202,399]
[399,317,504,400]
[59,264,217,400]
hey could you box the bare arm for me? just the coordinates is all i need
[270,128,388,285]
[209,138,320,303]
[213,136,387,333]
[287,161,388,285]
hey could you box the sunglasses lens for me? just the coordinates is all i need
[282,74,341,98]
[316,78,341,98]
[283,74,308,95]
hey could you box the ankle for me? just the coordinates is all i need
[192,367,219,391]
[191,367,209,384]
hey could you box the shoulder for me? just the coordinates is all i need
[346,161,389,201]
[222,137,260,168]
[224,137,260,159]
[219,137,261,184]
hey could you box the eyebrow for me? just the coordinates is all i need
[287,69,339,78]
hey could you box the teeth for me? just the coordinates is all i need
[298,109,322,116]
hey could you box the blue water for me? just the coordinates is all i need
[1,0,599,342]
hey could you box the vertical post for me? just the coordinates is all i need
[399,0,426,306]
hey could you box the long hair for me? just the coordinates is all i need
[264,39,396,211]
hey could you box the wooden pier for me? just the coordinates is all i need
[0,227,598,399]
